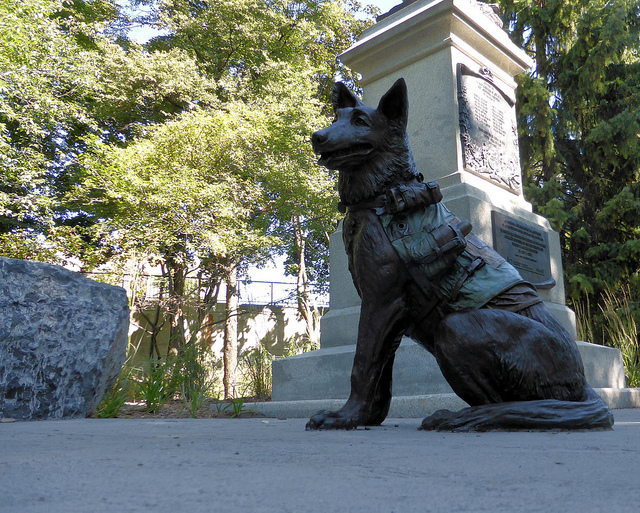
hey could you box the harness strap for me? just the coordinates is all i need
[338,181,442,215]
[404,257,486,337]
[448,257,486,303]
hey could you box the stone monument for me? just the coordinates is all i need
[255,0,639,418]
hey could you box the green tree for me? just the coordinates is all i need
[3,0,374,396]
[499,0,640,339]
[0,0,100,258]
[0,0,217,263]
[145,0,374,104]
[77,104,289,396]
[135,0,373,350]
[256,77,341,348]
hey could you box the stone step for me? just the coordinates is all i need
[265,338,638,419]
[272,338,627,402]
[252,388,640,419]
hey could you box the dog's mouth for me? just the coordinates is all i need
[317,143,374,169]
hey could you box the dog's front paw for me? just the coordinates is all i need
[306,409,360,431]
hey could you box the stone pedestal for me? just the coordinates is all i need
[258,0,640,418]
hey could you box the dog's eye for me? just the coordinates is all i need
[353,117,368,127]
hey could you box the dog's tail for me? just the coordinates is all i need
[419,387,614,432]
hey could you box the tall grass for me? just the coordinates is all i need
[175,342,218,417]
[240,344,273,401]
[574,295,596,345]
[95,340,220,418]
[94,340,139,418]
[600,287,640,387]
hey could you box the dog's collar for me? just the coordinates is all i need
[339,181,443,216]
[338,196,387,214]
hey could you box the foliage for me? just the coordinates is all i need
[600,287,640,387]
[210,397,256,417]
[3,0,375,398]
[0,0,217,264]
[575,286,640,387]
[0,0,99,247]
[94,339,139,418]
[145,0,375,105]
[226,398,256,418]
[94,337,219,417]
[91,41,218,143]
[137,0,373,349]
[175,340,218,417]
[574,296,596,346]
[76,103,280,357]
[132,343,217,415]
[241,344,274,401]
[95,375,132,418]
[283,334,317,357]
[139,0,371,332]
[175,341,217,401]
[135,358,175,413]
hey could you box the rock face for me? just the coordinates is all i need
[0,257,130,420]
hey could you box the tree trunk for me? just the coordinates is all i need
[166,260,187,356]
[532,19,554,182]
[293,216,320,349]
[223,265,239,399]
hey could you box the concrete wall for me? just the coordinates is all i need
[128,304,314,368]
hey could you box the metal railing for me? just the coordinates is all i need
[237,280,329,308]
[121,274,329,308]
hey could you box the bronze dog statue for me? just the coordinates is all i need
[307,78,613,431]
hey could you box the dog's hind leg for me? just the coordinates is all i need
[419,388,613,432]
[421,309,614,431]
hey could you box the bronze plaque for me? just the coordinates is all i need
[458,64,522,193]
[491,211,555,289]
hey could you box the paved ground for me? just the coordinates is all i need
[2,409,640,513]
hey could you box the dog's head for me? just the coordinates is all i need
[312,78,409,171]
[312,78,420,205]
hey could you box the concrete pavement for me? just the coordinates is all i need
[2,409,640,513]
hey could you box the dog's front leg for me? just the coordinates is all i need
[306,296,408,430]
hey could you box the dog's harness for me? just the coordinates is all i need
[342,181,524,332]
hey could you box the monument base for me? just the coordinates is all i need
[259,339,640,418]
[252,389,640,419]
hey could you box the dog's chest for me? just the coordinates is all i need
[342,211,404,295]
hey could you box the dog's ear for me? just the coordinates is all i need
[332,82,360,112]
[377,78,408,129]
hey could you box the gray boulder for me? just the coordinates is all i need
[0,257,129,420]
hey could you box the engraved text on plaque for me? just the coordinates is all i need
[458,64,522,193]
[492,211,555,289]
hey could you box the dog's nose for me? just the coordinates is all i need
[311,130,327,147]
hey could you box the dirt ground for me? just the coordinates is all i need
[112,399,266,420]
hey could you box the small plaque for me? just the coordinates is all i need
[491,211,555,288]
[458,64,522,193]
